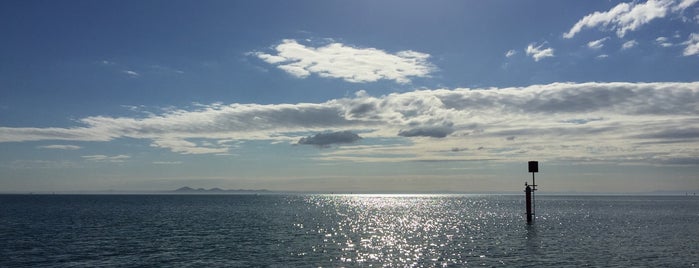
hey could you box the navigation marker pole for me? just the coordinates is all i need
[525,161,538,223]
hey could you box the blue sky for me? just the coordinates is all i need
[1,0,698,193]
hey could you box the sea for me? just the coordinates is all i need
[1,194,697,267]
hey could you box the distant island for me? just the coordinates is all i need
[172,186,270,194]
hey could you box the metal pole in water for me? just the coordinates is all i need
[526,161,539,223]
[525,184,532,223]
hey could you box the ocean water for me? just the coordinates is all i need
[0,194,697,267]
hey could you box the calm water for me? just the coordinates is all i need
[1,194,697,267]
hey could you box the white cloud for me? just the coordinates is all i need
[152,161,183,165]
[675,0,699,10]
[253,39,434,84]
[682,33,699,55]
[656,36,674,47]
[82,154,130,163]
[0,126,114,143]
[526,43,555,61]
[622,40,639,50]
[37,144,81,150]
[151,137,230,154]
[123,70,140,77]
[2,82,699,165]
[588,37,610,49]
[564,0,674,39]
[505,49,517,57]
[596,54,610,59]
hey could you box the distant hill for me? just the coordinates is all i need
[172,186,270,194]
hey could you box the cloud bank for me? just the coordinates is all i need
[1,82,699,165]
[253,39,434,84]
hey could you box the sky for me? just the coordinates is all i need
[1,0,699,193]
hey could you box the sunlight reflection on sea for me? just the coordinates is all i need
[295,194,526,266]
[0,194,696,267]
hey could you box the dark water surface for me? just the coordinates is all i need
[1,194,697,267]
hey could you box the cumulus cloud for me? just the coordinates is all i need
[682,33,699,55]
[564,0,674,39]
[526,43,555,61]
[252,39,434,84]
[298,131,362,147]
[2,82,699,165]
[564,0,698,39]
[505,49,517,57]
[37,145,81,150]
[588,37,610,49]
[622,40,639,50]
